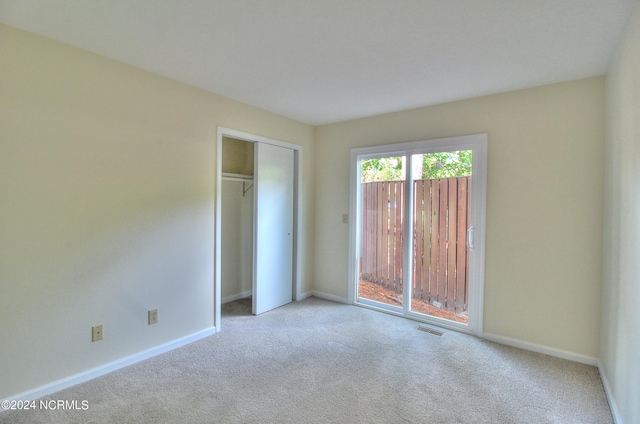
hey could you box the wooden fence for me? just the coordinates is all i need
[360,176,471,313]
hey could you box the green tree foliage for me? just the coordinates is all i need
[421,150,472,179]
[360,157,403,182]
[361,151,471,182]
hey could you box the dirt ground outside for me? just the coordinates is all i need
[358,281,468,324]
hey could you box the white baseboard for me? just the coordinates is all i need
[481,332,598,366]
[3,327,216,402]
[298,291,314,300]
[310,290,349,304]
[597,360,623,424]
[222,291,252,304]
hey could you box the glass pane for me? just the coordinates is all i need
[410,151,471,323]
[358,156,405,309]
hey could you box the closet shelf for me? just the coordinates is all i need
[222,172,254,182]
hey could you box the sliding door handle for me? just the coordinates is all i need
[467,226,475,249]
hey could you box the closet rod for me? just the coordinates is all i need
[222,172,253,182]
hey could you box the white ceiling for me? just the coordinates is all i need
[0,1,636,125]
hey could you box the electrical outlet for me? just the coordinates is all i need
[92,325,103,342]
[342,214,349,224]
[148,309,158,325]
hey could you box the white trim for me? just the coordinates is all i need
[222,291,252,304]
[351,133,488,157]
[2,327,216,402]
[347,149,359,305]
[402,154,415,316]
[215,128,223,332]
[298,291,314,300]
[293,148,303,302]
[311,291,349,304]
[468,135,488,336]
[482,332,598,366]
[356,299,476,335]
[219,127,301,151]
[216,127,303,326]
[597,360,623,424]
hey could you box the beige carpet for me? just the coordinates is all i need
[1,297,612,423]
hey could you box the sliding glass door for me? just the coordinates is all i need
[350,135,487,335]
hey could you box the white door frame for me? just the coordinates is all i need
[215,127,303,331]
[348,134,487,336]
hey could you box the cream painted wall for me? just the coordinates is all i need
[0,24,314,399]
[315,77,605,358]
[602,3,640,423]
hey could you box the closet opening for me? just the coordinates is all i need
[221,136,255,318]
[215,128,303,331]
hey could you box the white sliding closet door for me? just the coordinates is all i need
[253,142,294,315]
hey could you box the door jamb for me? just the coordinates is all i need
[215,127,303,331]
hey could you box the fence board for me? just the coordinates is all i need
[360,176,470,315]
[447,178,458,309]
[421,181,432,302]
[413,180,424,300]
[364,182,372,281]
[437,179,448,304]
[376,183,384,286]
[429,180,439,304]
[394,181,404,294]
